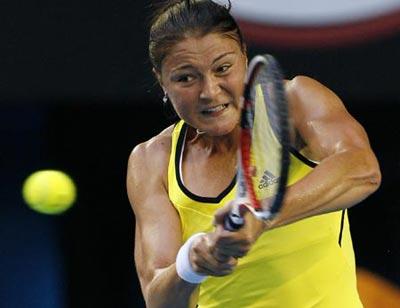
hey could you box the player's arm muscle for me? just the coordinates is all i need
[272,76,381,227]
[127,135,198,307]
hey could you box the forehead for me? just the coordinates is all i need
[162,33,242,71]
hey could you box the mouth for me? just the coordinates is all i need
[201,103,229,115]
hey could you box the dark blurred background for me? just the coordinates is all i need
[1,1,399,307]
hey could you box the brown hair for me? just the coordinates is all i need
[149,0,245,72]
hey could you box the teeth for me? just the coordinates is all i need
[203,104,227,114]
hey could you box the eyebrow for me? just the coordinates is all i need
[171,51,235,73]
[212,51,235,64]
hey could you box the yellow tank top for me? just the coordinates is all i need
[168,120,362,308]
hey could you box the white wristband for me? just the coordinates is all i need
[176,232,207,284]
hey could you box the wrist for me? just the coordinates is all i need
[262,213,283,231]
[175,232,207,284]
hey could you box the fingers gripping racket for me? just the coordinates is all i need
[224,54,291,230]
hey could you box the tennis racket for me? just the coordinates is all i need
[224,54,291,230]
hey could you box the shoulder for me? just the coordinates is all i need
[286,75,324,90]
[284,76,338,121]
[127,125,175,188]
[285,75,345,116]
[285,75,331,95]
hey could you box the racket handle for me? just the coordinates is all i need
[224,211,245,231]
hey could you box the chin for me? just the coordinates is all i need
[195,108,240,136]
[209,120,238,136]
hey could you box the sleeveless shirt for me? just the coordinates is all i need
[168,120,362,307]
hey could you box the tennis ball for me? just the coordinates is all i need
[22,170,77,215]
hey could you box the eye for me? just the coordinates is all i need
[179,75,194,82]
[216,64,231,74]
[173,74,195,83]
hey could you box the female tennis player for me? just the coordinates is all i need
[126,1,381,307]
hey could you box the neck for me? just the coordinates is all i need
[186,126,240,154]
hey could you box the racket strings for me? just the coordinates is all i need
[248,61,288,214]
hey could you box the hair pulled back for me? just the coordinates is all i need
[149,0,245,72]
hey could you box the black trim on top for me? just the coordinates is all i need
[338,209,346,247]
[289,146,318,168]
[175,123,236,203]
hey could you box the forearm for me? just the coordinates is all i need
[270,148,380,229]
[145,263,199,308]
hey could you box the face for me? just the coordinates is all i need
[158,33,247,136]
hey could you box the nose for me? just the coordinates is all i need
[199,74,221,101]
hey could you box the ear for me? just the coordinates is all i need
[242,44,248,67]
[152,68,166,93]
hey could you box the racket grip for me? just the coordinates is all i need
[224,211,245,231]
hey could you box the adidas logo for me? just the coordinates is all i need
[258,170,279,189]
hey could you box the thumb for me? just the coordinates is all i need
[213,200,235,226]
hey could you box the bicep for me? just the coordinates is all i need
[127,143,182,291]
[133,192,182,290]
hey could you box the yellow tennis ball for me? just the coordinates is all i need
[22,170,77,215]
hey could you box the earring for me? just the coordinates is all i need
[163,93,168,104]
